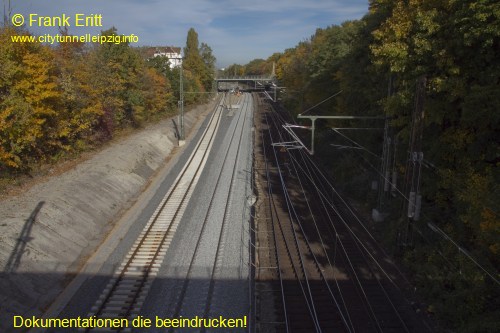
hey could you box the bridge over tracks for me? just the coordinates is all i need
[216,75,276,92]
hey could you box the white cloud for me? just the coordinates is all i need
[12,0,368,67]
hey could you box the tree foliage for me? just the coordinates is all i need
[250,1,499,331]
[183,28,215,95]
[0,27,61,169]
[1,26,177,173]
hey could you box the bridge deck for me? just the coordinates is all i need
[216,75,274,82]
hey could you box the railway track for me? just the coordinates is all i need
[85,94,229,332]
[262,109,350,333]
[292,151,410,333]
[166,93,252,328]
[254,93,432,333]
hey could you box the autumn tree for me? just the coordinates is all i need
[370,1,500,330]
[1,25,175,173]
[262,1,499,330]
[200,42,216,91]
[0,27,61,170]
[54,27,102,150]
[183,28,216,97]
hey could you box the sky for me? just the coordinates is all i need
[9,0,369,67]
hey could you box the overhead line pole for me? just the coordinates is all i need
[3,0,10,26]
[173,55,185,146]
[180,57,184,142]
[400,76,426,247]
[296,114,386,155]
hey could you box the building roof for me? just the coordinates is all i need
[143,46,181,58]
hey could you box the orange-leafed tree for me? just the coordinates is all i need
[0,27,61,170]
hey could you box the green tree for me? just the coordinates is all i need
[200,42,216,90]
[370,1,500,330]
[183,28,216,95]
[266,2,499,330]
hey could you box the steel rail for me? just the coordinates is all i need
[297,149,367,331]
[259,107,319,331]
[202,93,252,325]
[273,106,397,332]
[285,143,356,332]
[300,150,410,332]
[168,93,248,327]
[85,93,226,332]
[267,109,354,332]
[273,105,407,288]
[255,93,290,333]
[295,148,383,332]
[272,105,411,332]
[274,102,412,287]
[265,112,323,332]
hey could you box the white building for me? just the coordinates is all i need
[146,46,182,68]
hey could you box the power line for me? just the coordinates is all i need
[301,90,342,115]
[335,132,500,285]
[272,96,500,286]
[331,128,381,159]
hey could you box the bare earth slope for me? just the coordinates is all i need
[0,101,214,331]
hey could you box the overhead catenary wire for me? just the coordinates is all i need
[328,126,500,285]
[269,102,411,331]
[291,149,413,332]
[332,127,384,130]
[271,103,426,286]
[331,128,382,159]
[270,111,356,332]
[268,96,482,298]
[300,90,343,115]
[295,146,378,332]
[266,104,380,328]
[265,113,323,332]
[265,111,321,330]
[287,150,405,287]
[269,93,497,333]
[347,144,459,270]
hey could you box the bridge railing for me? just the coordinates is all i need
[216,75,273,80]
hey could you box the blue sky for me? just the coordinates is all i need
[10,0,369,67]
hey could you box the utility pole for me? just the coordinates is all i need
[3,0,11,26]
[180,58,184,141]
[376,118,391,217]
[176,55,185,146]
[296,115,385,155]
[375,74,395,218]
[400,76,426,247]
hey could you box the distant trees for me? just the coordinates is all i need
[224,63,245,77]
[224,56,278,77]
